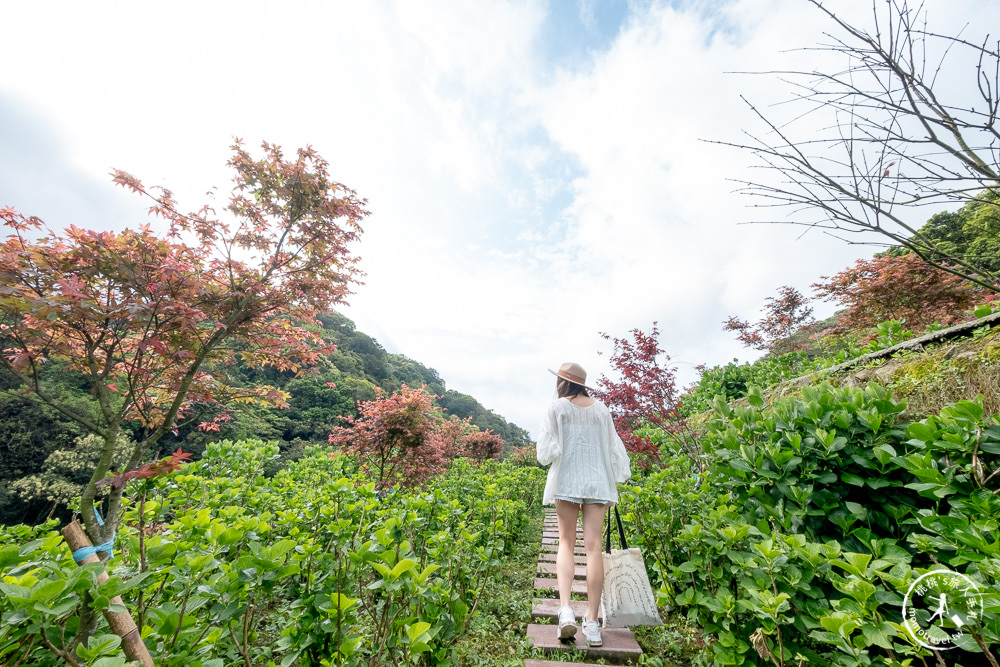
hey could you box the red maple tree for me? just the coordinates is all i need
[329,384,447,488]
[460,429,505,463]
[723,286,815,354]
[594,323,691,467]
[813,253,998,332]
[0,141,367,552]
[329,386,506,487]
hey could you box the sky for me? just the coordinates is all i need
[2,0,997,437]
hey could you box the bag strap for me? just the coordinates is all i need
[604,505,629,553]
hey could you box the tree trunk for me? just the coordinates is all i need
[61,521,155,666]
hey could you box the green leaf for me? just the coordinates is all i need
[0,545,21,568]
[0,582,32,601]
[872,443,896,465]
[861,621,895,649]
[218,527,244,546]
[91,658,127,667]
[265,539,298,560]
[186,553,214,570]
[76,634,121,661]
[906,422,936,443]
[120,571,155,592]
[841,473,865,487]
[29,579,65,604]
[406,621,431,643]
[414,563,440,584]
[389,558,418,580]
[951,400,984,421]
[339,636,363,657]
[49,599,80,618]
[844,502,867,519]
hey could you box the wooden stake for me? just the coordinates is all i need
[61,520,155,666]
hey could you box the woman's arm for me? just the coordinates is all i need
[606,411,632,483]
[535,401,562,465]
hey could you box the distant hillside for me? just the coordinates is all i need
[314,313,531,448]
[0,311,530,525]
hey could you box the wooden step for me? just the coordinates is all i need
[538,553,587,565]
[541,537,584,546]
[525,661,604,667]
[526,623,642,660]
[540,543,586,555]
[537,562,587,579]
[534,577,588,594]
[531,598,602,621]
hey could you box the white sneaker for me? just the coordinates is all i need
[582,617,602,646]
[557,605,577,640]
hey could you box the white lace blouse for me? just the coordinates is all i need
[536,397,631,505]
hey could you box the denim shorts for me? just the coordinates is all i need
[554,495,608,506]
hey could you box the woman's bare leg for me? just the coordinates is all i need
[582,502,608,621]
[555,499,581,608]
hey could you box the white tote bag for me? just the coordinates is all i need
[599,506,663,628]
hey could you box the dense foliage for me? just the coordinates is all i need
[0,440,545,666]
[619,384,1000,666]
[0,312,528,527]
[884,190,1000,278]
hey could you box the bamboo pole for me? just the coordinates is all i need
[62,520,155,666]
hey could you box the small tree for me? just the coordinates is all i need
[595,323,696,466]
[723,285,816,354]
[460,429,504,463]
[329,384,447,488]
[0,140,366,552]
[434,414,474,461]
[720,0,1000,291]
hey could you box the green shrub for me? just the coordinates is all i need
[629,384,1000,666]
[0,440,545,666]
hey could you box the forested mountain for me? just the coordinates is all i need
[0,311,530,525]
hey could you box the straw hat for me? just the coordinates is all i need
[548,362,595,391]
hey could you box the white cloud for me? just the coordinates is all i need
[1,0,997,436]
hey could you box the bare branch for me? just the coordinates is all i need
[713,0,1000,291]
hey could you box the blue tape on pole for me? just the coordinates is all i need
[72,505,113,562]
[72,538,115,563]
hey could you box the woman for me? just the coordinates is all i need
[536,362,631,647]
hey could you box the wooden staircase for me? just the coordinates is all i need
[524,507,643,665]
